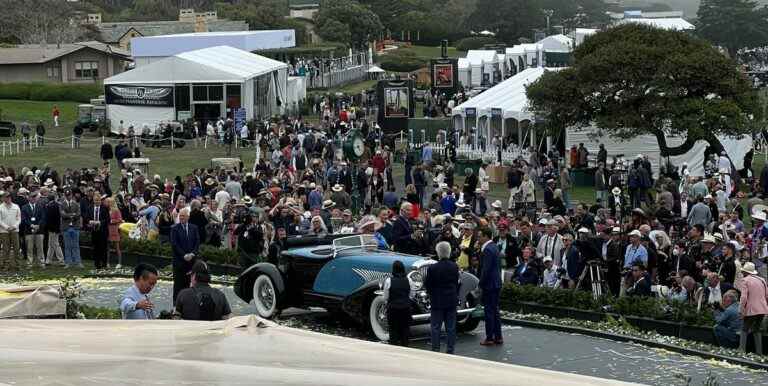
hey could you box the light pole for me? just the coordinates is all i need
[543,9,554,35]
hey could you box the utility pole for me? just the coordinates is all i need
[543,9,554,36]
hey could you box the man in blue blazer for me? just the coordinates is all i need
[391,202,414,254]
[170,208,200,303]
[425,241,460,353]
[477,227,503,345]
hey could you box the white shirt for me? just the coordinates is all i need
[215,190,231,211]
[707,285,723,305]
[0,202,20,233]
[536,233,564,266]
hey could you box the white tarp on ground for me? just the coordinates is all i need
[565,128,752,177]
[453,67,562,121]
[0,316,638,386]
[0,285,65,318]
[107,104,175,134]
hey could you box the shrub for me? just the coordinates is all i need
[501,283,715,327]
[78,303,121,319]
[0,82,101,103]
[379,51,425,73]
[455,36,498,52]
[120,237,242,266]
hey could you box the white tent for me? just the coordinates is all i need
[565,129,752,178]
[466,50,498,87]
[505,45,527,75]
[537,34,573,52]
[452,67,561,149]
[618,18,695,31]
[458,58,471,87]
[131,30,296,67]
[453,67,559,121]
[572,28,598,46]
[104,45,292,130]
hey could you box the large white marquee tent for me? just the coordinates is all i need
[452,67,751,176]
[104,45,299,132]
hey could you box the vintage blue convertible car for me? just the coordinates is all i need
[234,234,481,341]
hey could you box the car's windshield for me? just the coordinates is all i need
[332,235,378,256]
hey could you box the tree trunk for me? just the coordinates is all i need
[653,130,698,157]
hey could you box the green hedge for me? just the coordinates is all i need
[121,238,242,266]
[0,82,102,103]
[379,51,426,73]
[501,283,715,327]
[455,36,498,52]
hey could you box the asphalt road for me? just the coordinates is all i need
[71,279,768,386]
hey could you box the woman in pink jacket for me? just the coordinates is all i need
[738,262,768,354]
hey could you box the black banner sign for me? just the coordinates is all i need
[105,85,174,107]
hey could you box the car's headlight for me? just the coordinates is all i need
[408,270,424,291]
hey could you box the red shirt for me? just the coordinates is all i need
[372,155,385,174]
[339,110,349,122]
[52,107,60,117]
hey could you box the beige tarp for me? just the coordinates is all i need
[0,316,639,385]
[0,285,65,318]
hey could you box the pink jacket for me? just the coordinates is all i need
[739,275,768,317]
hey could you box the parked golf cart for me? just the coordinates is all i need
[0,121,17,137]
[122,158,150,176]
[211,158,242,173]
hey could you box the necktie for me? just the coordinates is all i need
[95,207,99,221]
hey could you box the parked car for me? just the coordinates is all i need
[234,234,481,341]
[0,121,16,137]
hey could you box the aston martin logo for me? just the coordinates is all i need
[352,268,390,283]
[109,86,171,100]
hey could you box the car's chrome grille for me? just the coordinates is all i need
[352,268,390,283]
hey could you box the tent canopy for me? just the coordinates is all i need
[453,67,562,121]
[618,18,695,31]
[466,50,498,66]
[537,34,573,52]
[105,45,288,85]
[367,65,385,73]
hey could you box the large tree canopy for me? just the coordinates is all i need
[526,24,762,156]
[314,0,383,49]
[697,0,768,56]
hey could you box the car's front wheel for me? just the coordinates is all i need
[368,295,389,341]
[252,274,279,318]
[457,293,481,333]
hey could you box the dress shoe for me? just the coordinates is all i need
[494,339,504,345]
[480,340,495,346]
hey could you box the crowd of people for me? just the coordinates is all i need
[2,101,768,353]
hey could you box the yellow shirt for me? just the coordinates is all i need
[458,236,472,269]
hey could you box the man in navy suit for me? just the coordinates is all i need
[21,192,46,267]
[170,207,200,303]
[425,241,460,353]
[391,202,414,254]
[84,194,109,269]
[477,227,503,345]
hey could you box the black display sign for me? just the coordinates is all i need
[430,58,459,93]
[105,85,174,107]
[376,79,415,136]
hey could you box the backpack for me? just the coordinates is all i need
[195,289,217,321]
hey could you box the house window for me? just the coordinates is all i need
[46,66,60,78]
[75,61,99,78]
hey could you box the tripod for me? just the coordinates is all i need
[576,261,607,300]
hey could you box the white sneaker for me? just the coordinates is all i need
[115,264,122,269]
[63,264,69,269]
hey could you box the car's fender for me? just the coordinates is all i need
[234,263,286,304]
[341,280,381,323]
[458,271,479,305]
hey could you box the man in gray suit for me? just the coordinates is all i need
[60,189,83,268]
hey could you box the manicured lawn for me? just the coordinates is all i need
[328,80,378,95]
[0,100,80,136]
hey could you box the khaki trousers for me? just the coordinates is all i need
[0,232,19,270]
